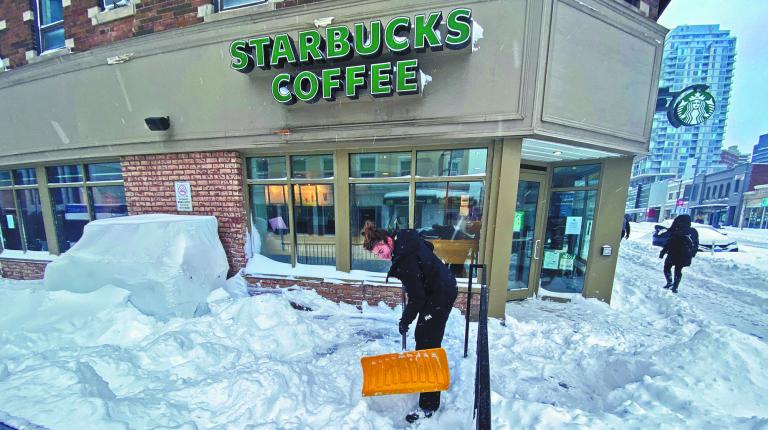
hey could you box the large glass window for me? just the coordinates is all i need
[416,148,487,177]
[350,153,412,178]
[247,157,288,180]
[540,163,600,295]
[87,163,123,182]
[16,189,47,251]
[50,187,87,252]
[551,164,600,188]
[247,155,335,267]
[415,181,484,278]
[0,190,22,251]
[47,163,127,252]
[249,184,291,264]
[350,183,410,272]
[89,186,128,220]
[293,183,336,265]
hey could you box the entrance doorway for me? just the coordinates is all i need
[506,172,548,300]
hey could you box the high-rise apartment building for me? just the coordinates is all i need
[632,25,736,185]
[753,134,768,164]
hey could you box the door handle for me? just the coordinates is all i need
[533,240,541,260]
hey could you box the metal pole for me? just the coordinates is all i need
[401,285,406,351]
[464,264,474,358]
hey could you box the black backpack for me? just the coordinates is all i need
[683,230,698,258]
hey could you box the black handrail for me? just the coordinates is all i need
[463,264,491,430]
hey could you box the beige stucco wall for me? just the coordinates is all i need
[0,0,666,166]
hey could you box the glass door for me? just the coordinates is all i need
[507,172,548,300]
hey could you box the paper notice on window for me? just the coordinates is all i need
[6,215,14,229]
[559,253,575,271]
[542,251,560,270]
[565,216,583,235]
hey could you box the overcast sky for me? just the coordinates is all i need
[658,0,768,154]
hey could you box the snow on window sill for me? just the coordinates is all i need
[244,254,481,290]
[0,250,58,262]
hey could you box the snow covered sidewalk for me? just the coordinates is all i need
[0,225,767,429]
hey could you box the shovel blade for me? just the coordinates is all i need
[360,348,450,397]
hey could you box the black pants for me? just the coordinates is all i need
[663,259,683,288]
[414,290,457,412]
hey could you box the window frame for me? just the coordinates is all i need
[34,0,65,53]
[0,161,125,256]
[217,0,267,12]
[245,153,337,267]
[244,143,494,276]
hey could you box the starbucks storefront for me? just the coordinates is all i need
[0,0,666,317]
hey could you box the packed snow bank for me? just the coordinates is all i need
[44,214,228,320]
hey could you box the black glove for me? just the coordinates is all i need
[659,251,664,259]
[398,319,409,336]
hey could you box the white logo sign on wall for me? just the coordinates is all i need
[175,181,193,212]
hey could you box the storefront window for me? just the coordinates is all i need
[293,184,335,265]
[50,187,87,252]
[350,153,411,178]
[416,148,487,177]
[0,171,12,187]
[292,155,334,179]
[87,163,123,182]
[89,186,128,219]
[47,165,84,184]
[350,183,410,272]
[539,190,597,294]
[415,181,484,278]
[247,156,287,180]
[16,189,47,251]
[249,184,291,263]
[0,190,22,250]
[552,164,600,188]
[13,168,37,186]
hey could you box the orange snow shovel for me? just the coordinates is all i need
[360,286,450,397]
[361,347,451,396]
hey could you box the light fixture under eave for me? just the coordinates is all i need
[274,129,291,136]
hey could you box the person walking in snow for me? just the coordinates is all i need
[362,221,458,424]
[621,214,631,240]
[659,214,699,293]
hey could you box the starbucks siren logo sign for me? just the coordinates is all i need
[667,84,716,127]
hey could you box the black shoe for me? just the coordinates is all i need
[405,408,434,423]
[663,283,672,289]
[671,287,678,293]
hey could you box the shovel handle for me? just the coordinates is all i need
[401,286,407,351]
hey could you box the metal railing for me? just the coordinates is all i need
[463,264,491,430]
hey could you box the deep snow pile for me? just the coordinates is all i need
[0,224,767,429]
[44,214,229,320]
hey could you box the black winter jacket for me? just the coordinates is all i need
[386,230,458,326]
[660,216,699,267]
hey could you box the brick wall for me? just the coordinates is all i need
[120,151,247,275]
[133,0,207,37]
[0,0,36,68]
[0,259,50,280]
[248,276,480,317]
[64,0,135,52]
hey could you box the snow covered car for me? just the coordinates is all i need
[652,222,738,252]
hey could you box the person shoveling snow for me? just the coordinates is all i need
[361,221,458,424]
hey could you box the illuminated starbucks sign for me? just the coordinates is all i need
[667,84,716,127]
[229,8,473,104]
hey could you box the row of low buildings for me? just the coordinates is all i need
[626,161,768,228]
